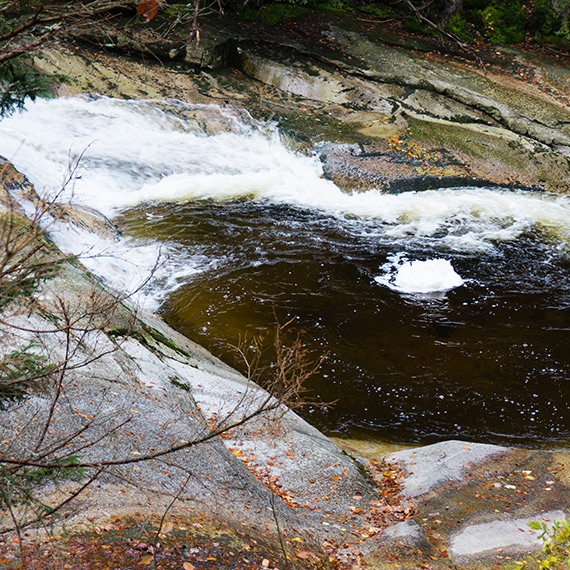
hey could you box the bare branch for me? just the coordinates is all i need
[401,0,486,72]
[0,9,42,44]
[0,390,278,471]
[0,28,58,64]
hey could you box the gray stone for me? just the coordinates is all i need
[450,510,568,557]
[185,34,233,70]
[387,440,508,497]
[381,520,426,544]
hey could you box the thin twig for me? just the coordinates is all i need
[401,0,486,72]
[270,491,291,570]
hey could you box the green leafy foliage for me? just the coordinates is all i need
[0,345,52,408]
[0,1,52,117]
[1,454,86,519]
[23,455,85,485]
[0,211,65,310]
[240,3,311,23]
[383,0,570,46]
[445,12,476,42]
[0,58,51,117]
[450,0,570,45]
[508,518,570,570]
[527,0,561,40]
[481,0,526,44]
[551,0,570,33]
[0,0,139,117]
[549,0,570,41]
[441,0,527,44]
[356,2,395,18]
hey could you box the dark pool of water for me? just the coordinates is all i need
[118,199,570,448]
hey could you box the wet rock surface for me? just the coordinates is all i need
[33,11,570,194]
[339,438,570,568]
[388,440,508,499]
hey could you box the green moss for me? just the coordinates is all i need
[107,324,190,359]
[341,101,371,111]
[107,326,150,347]
[403,16,437,38]
[170,377,192,391]
[143,325,190,357]
[240,4,311,24]
[340,449,377,485]
[356,3,395,19]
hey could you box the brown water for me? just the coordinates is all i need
[118,197,570,448]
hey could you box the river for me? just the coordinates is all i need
[1,95,570,447]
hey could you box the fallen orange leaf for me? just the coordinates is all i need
[137,0,159,22]
[297,551,317,560]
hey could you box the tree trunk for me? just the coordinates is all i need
[441,0,462,26]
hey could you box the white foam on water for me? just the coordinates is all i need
[40,217,214,311]
[2,95,570,303]
[375,256,464,294]
[0,95,330,218]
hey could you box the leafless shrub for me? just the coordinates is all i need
[230,315,329,420]
[0,161,329,565]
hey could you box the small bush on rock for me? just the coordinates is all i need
[508,517,570,570]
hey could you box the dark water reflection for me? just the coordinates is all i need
[118,200,570,448]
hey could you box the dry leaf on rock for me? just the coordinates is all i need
[297,551,318,560]
[137,0,160,22]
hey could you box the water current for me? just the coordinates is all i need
[1,95,570,447]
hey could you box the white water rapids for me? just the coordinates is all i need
[1,95,570,302]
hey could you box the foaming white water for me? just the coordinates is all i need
[375,256,464,294]
[2,95,570,302]
[0,95,292,217]
[2,95,570,241]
